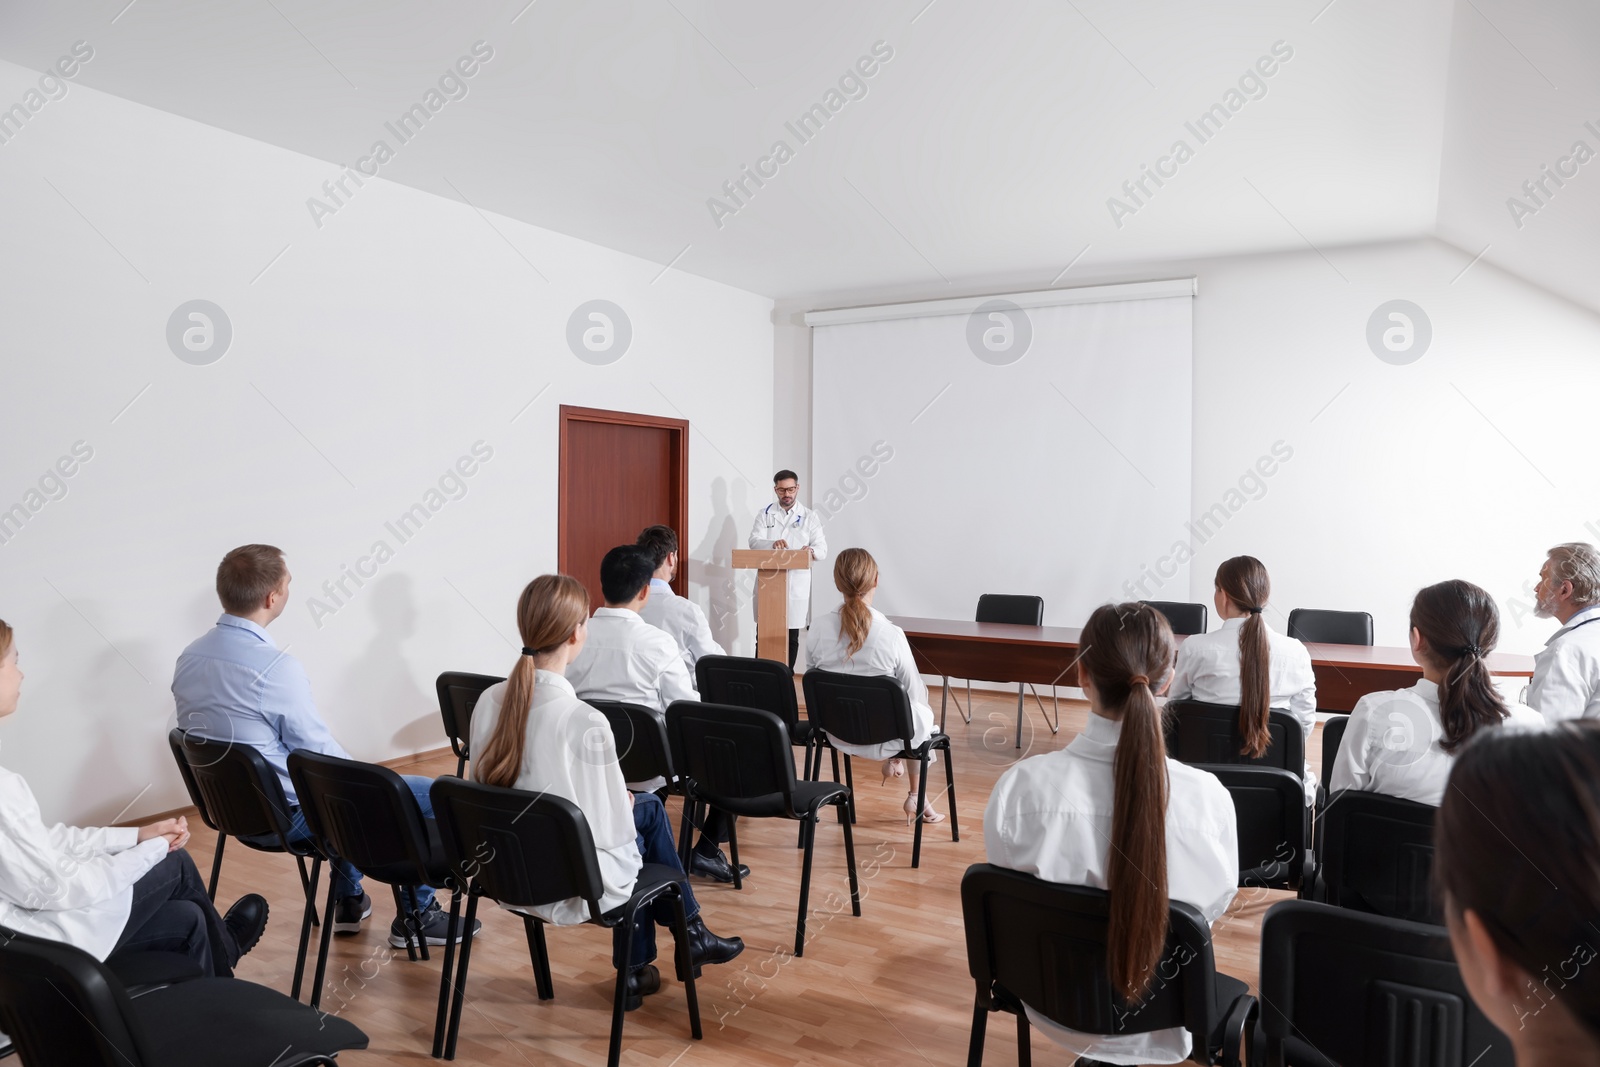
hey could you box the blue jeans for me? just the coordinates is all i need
[617,792,699,969]
[248,773,437,914]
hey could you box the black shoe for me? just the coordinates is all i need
[623,964,661,1012]
[689,848,751,883]
[676,916,743,980]
[332,892,372,935]
[389,897,480,948]
[223,893,269,959]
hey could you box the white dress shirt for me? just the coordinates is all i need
[985,713,1239,1065]
[748,502,827,628]
[469,672,642,925]
[1329,679,1545,806]
[1528,604,1600,723]
[805,606,937,761]
[640,578,725,672]
[0,763,170,960]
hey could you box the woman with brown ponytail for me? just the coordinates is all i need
[1330,579,1542,806]
[468,575,743,1009]
[805,548,944,825]
[1169,555,1318,803]
[985,603,1238,1065]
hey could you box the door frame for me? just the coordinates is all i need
[557,404,690,598]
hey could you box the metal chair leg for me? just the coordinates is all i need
[206,834,226,900]
[966,995,989,1067]
[433,887,467,1057]
[1014,683,1025,748]
[443,893,481,1060]
[291,855,321,1001]
[911,752,930,869]
[673,891,702,1040]
[526,915,554,1000]
[309,873,339,1011]
[943,740,959,843]
[795,813,816,956]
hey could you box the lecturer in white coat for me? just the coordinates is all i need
[1527,542,1600,723]
[748,469,827,669]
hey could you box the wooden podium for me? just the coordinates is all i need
[731,548,813,664]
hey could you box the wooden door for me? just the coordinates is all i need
[558,405,689,609]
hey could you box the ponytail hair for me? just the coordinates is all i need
[0,618,12,661]
[1410,579,1508,753]
[1079,601,1176,1002]
[473,575,591,788]
[833,548,879,659]
[1216,556,1272,758]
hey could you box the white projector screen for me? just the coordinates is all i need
[810,292,1193,632]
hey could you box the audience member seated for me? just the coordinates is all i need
[1528,541,1600,723]
[1169,555,1318,803]
[1330,579,1543,805]
[0,616,267,978]
[172,544,474,948]
[565,545,742,883]
[636,524,725,670]
[805,548,944,825]
[1436,720,1600,1066]
[469,574,743,1007]
[985,602,1238,1065]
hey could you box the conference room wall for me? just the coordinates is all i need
[0,62,773,826]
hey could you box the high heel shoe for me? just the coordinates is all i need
[903,793,946,825]
[880,758,905,786]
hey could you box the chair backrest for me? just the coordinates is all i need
[436,671,505,761]
[286,751,435,887]
[430,777,605,917]
[1320,714,1351,787]
[801,669,916,749]
[587,701,675,786]
[1319,789,1440,923]
[1165,700,1307,773]
[1199,765,1307,889]
[694,655,803,738]
[0,923,144,1067]
[961,864,1218,1042]
[1259,900,1512,1067]
[167,728,297,841]
[975,594,1044,626]
[1287,608,1374,646]
[1141,600,1208,636]
[665,701,797,815]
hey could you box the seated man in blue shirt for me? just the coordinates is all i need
[172,544,474,948]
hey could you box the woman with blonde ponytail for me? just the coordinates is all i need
[805,548,944,824]
[985,602,1239,1064]
[470,576,743,1007]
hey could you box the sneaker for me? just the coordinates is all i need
[332,892,372,935]
[389,898,480,948]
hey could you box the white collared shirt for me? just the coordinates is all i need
[985,713,1239,1065]
[565,607,700,716]
[748,502,827,627]
[640,578,725,672]
[1330,679,1546,806]
[805,606,936,760]
[469,671,642,925]
[1528,604,1600,723]
[0,763,170,960]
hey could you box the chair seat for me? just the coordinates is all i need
[105,951,205,991]
[129,977,368,1066]
[699,780,849,820]
[346,817,451,888]
[790,720,816,745]
[598,863,686,929]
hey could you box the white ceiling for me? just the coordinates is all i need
[1,0,1597,308]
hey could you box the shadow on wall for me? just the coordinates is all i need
[340,573,434,754]
[691,476,751,654]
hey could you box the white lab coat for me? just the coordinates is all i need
[985,713,1239,1065]
[805,606,937,761]
[1528,605,1600,723]
[748,502,827,628]
[1329,678,1545,807]
[640,578,725,672]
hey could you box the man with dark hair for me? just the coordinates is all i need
[749,469,827,669]
[637,524,724,670]
[566,545,746,882]
[172,545,477,948]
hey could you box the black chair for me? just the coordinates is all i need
[1318,714,1349,790]
[1254,900,1513,1067]
[665,701,859,954]
[429,778,700,1067]
[1165,701,1308,777]
[1199,765,1314,893]
[961,864,1255,1067]
[1144,600,1210,636]
[695,654,817,779]
[1315,789,1440,924]
[0,924,368,1067]
[941,594,1060,746]
[436,671,504,778]
[286,751,451,1010]
[589,700,702,850]
[167,728,322,1000]
[1286,608,1374,646]
[802,669,957,868]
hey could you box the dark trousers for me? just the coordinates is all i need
[615,792,699,969]
[109,850,238,977]
[788,628,799,670]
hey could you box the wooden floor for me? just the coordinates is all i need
[199,687,1325,1066]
